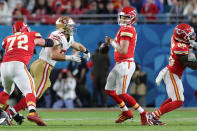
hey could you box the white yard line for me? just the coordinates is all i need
[44,117,197,122]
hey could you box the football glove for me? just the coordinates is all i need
[83,49,90,61]
[65,53,81,63]
[188,48,196,61]
[155,67,168,86]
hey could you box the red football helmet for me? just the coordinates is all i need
[12,21,31,34]
[118,7,137,26]
[174,23,196,43]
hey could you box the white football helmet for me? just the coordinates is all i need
[56,16,75,35]
[0,110,12,126]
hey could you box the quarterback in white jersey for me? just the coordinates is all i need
[5,16,90,119]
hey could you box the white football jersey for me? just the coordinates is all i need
[39,30,74,66]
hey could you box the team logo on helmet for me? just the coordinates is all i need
[174,23,196,43]
[56,16,75,35]
[118,7,137,26]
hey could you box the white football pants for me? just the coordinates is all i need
[105,61,135,95]
[1,61,35,96]
[163,70,184,101]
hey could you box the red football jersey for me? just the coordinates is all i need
[114,25,137,62]
[2,31,42,66]
[167,35,189,78]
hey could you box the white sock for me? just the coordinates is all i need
[152,112,156,117]
[121,106,128,112]
[28,106,36,111]
[8,107,17,116]
[137,106,144,114]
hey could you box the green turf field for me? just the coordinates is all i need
[1,108,197,131]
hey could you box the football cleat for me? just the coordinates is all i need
[152,117,166,126]
[27,112,47,126]
[115,110,133,123]
[146,112,166,126]
[140,111,148,125]
[145,112,154,126]
[13,113,25,125]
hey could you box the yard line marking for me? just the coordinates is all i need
[43,118,197,122]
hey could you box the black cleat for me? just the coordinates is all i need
[13,113,25,125]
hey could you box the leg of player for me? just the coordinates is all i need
[105,69,133,123]
[147,71,184,126]
[116,62,147,125]
[13,64,46,126]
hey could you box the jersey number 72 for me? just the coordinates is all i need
[7,35,28,52]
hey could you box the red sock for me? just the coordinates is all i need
[105,90,123,104]
[13,97,27,112]
[118,93,137,107]
[25,93,36,110]
[160,98,172,107]
[154,100,183,117]
[0,91,10,105]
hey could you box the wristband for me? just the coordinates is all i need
[65,55,72,61]
[111,41,118,49]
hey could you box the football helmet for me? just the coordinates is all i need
[0,110,12,126]
[56,16,75,35]
[12,21,31,34]
[174,23,196,43]
[118,7,137,26]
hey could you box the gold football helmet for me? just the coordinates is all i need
[56,16,75,35]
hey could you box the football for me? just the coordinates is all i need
[99,43,110,54]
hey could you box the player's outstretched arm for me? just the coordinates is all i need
[71,42,86,52]
[179,55,197,70]
[34,38,61,47]
[71,42,90,61]
[49,45,81,62]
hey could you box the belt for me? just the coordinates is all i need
[116,59,134,64]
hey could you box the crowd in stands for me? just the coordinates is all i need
[0,0,197,24]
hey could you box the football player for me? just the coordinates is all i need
[104,7,148,125]
[0,21,60,126]
[146,23,197,126]
[6,16,90,121]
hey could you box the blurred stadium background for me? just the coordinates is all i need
[0,0,197,110]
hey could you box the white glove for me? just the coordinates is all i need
[188,48,196,61]
[83,50,91,61]
[190,41,197,49]
[155,67,168,86]
[65,53,81,62]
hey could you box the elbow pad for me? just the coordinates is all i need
[44,39,54,47]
